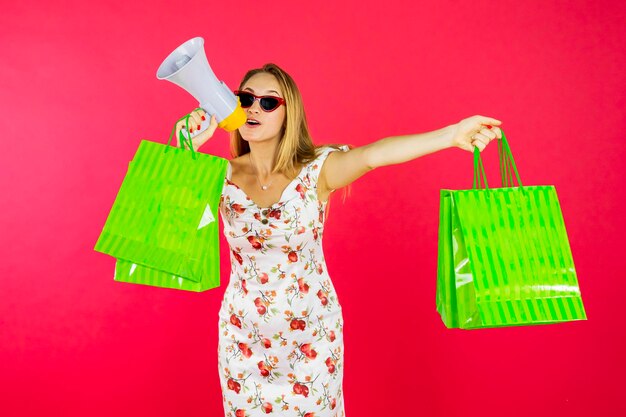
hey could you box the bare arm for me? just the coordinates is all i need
[363,124,456,170]
[321,115,502,192]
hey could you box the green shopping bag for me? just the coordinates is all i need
[436,130,586,329]
[94,123,227,291]
[113,259,218,292]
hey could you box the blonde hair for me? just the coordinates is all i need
[229,63,353,214]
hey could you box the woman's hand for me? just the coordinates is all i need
[449,115,503,152]
[174,108,219,151]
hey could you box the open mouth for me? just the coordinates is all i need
[246,119,261,126]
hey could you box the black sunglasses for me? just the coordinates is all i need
[234,90,286,112]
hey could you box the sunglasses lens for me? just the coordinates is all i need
[260,97,279,111]
[238,92,254,108]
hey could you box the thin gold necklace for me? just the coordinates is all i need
[249,153,273,191]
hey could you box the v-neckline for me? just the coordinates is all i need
[225,164,307,210]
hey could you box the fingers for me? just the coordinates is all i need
[179,109,206,133]
[188,110,203,132]
[493,126,503,139]
[192,108,207,129]
[472,125,500,145]
[460,117,503,153]
[174,109,210,148]
[477,115,502,126]
[471,134,489,152]
[207,113,218,132]
[475,115,503,139]
[470,126,504,153]
[187,114,219,151]
[477,128,497,141]
[472,140,487,152]
[471,130,492,153]
[174,116,190,148]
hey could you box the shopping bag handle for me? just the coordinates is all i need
[472,129,523,190]
[163,108,204,160]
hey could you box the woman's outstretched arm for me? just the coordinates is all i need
[321,115,502,192]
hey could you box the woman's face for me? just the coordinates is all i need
[237,72,286,144]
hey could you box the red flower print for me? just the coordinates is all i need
[238,342,252,358]
[248,235,263,250]
[262,402,273,413]
[297,277,309,294]
[254,297,267,315]
[231,203,245,214]
[296,183,306,199]
[228,378,241,393]
[257,360,270,377]
[290,318,306,331]
[293,382,309,397]
[230,314,242,329]
[300,343,318,359]
[232,249,243,265]
[325,357,336,374]
[316,289,328,306]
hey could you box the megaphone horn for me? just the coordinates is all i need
[156,37,246,135]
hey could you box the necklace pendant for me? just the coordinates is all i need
[262,185,268,190]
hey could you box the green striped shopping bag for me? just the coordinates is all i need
[113,258,218,292]
[94,128,227,291]
[436,130,586,329]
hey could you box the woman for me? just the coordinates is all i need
[175,63,501,417]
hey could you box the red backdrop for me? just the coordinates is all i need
[1,1,625,416]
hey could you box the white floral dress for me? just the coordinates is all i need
[217,145,349,417]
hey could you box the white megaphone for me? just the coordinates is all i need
[156,37,246,139]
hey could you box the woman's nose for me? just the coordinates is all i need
[248,98,262,112]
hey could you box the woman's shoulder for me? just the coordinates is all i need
[228,154,246,164]
[226,155,248,180]
[227,154,249,172]
[312,143,351,159]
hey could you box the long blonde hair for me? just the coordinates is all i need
[229,63,353,212]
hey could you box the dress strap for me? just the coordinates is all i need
[226,161,232,181]
[308,145,350,189]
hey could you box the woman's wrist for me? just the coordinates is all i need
[442,123,458,150]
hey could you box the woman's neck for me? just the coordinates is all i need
[248,140,279,177]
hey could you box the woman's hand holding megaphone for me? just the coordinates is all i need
[174,108,219,152]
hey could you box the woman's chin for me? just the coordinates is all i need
[239,132,256,141]
[239,131,280,144]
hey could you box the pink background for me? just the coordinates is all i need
[1,1,625,416]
